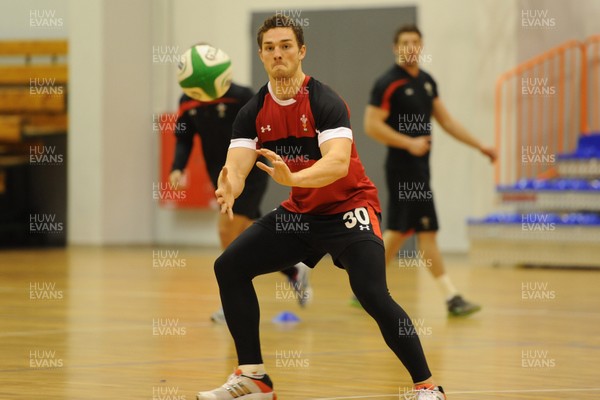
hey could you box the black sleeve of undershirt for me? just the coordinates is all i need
[171,112,195,172]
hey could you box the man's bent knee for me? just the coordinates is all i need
[214,250,236,284]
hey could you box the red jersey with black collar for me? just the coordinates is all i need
[231,75,380,215]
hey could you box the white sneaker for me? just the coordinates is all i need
[404,385,446,400]
[210,309,226,324]
[288,263,313,307]
[197,369,276,399]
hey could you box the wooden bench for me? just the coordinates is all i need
[0,40,68,143]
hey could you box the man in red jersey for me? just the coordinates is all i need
[196,16,446,400]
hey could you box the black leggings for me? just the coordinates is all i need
[214,222,432,383]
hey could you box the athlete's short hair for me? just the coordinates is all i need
[257,15,305,48]
[394,25,422,44]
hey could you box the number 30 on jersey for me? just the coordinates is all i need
[343,207,371,229]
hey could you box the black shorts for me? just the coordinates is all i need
[385,167,439,234]
[208,165,268,220]
[256,205,383,269]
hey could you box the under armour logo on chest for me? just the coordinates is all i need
[261,125,271,133]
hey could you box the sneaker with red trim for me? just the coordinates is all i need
[403,384,446,400]
[196,369,277,400]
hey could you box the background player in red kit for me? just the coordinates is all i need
[169,74,312,323]
[196,16,447,400]
[364,26,497,316]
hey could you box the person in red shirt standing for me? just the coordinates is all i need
[196,15,446,400]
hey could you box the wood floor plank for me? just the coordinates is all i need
[0,247,598,399]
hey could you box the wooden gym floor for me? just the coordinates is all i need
[0,246,599,399]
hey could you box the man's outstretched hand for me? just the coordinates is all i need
[480,146,497,163]
[215,166,235,220]
[256,148,296,187]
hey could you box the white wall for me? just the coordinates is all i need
[0,0,67,39]
[68,0,154,245]
[426,0,518,251]
[518,0,600,62]
[153,0,519,251]
[68,0,103,243]
[13,0,590,250]
[100,0,154,244]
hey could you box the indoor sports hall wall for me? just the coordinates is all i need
[0,0,66,39]
[12,0,596,249]
[153,0,600,251]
